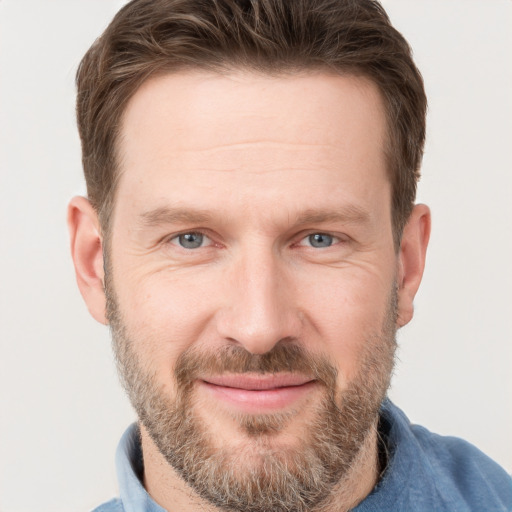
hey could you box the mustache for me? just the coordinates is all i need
[174,341,338,389]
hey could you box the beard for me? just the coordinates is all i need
[106,280,397,512]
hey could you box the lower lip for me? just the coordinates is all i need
[199,380,318,413]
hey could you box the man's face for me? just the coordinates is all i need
[106,71,399,510]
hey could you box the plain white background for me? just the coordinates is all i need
[0,1,511,511]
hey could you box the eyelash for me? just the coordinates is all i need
[165,231,345,250]
[167,231,213,249]
[297,233,342,249]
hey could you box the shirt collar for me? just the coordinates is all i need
[116,424,166,512]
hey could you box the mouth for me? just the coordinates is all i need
[199,374,318,413]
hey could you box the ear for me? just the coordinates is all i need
[396,204,431,328]
[67,196,108,325]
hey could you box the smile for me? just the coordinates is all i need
[199,374,318,413]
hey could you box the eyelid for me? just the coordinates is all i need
[159,229,348,249]
[172,232,211,247]
[295,231,345,247]
[162,229,215,248]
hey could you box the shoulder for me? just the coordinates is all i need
[90,497,124,512]
[379,401,512,511]
[411,424,512,509]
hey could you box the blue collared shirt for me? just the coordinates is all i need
[92,401,512,512]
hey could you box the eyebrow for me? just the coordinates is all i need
[295,205,371,226]
[138,206,213,227]
[138,204,371,229]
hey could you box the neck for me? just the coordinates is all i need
[315,424,381,511]
[141,422,381,512]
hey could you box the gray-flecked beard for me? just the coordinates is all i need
[106,279,397,512]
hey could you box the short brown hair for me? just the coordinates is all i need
[76,0,426,246]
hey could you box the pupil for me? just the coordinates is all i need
[310,233,332,248]
[179,233,203,248]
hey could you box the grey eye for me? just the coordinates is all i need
[308,233,334,248]
[177,232,204,249]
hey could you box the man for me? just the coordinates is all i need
[67,0,512,511]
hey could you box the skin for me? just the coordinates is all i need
[68,71,430,511]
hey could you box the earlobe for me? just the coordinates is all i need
[396,204,431,328]
[67,196,108,325]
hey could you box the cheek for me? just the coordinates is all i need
[297,266,394,382]
[114,268,222,375]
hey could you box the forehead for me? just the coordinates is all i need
[115,70,389,224]
[120,69,386,155]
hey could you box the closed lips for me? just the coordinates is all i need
[202,374,315,390]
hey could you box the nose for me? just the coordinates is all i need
[216,248,301,355]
